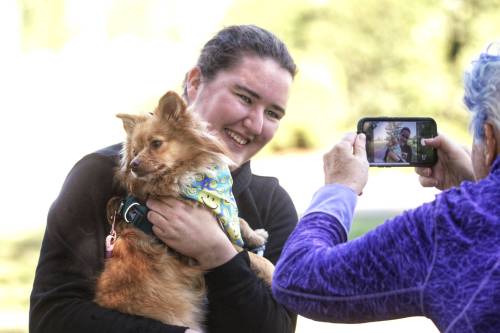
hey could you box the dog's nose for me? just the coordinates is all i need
[130,160,140,171]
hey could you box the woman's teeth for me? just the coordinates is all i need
[225,129,249,145]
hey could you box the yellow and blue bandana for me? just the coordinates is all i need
[181,165,244,247]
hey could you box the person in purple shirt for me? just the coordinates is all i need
[272,44,500,332]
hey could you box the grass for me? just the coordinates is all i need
[350,209,401,240]
[0,229,43,333]
[0,211,396,333]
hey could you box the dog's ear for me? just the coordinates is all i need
[106,196,123,225]
[116,113,139,137]
[156,91,187,121]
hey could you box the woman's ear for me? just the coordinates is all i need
[185,67,202,104]
[483,122,498,167]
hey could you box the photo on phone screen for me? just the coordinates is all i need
[357,117,438,167]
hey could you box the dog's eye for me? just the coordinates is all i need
[150,140,163,149]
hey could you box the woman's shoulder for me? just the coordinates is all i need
[61,143,122,192]
[76,143,122,172]
[233,162,290,201]
[250,173,280,187]
[232,161,279,195]
[248,173,295,209]
[430,173,499,232]
[94,143,122,159]
[49,144,124,220]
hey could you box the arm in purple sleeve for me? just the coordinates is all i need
[273,184,435,323]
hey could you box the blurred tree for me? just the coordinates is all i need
[16,0,500,150]
[19,0,68,50]
[444,0,500,66]
[224,0,500,150]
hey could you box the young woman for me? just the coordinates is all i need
[30,25,299,333]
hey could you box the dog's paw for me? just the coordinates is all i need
[253,229,269,244]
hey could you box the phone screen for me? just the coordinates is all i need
[357,117,438,167]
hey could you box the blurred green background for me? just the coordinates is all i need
[2,0,500,332]
[13,0,500,151]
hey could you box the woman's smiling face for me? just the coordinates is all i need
[186,55,293,168]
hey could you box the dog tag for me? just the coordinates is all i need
[105,234,116,259]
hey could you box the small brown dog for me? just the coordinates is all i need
[94,91,274,331]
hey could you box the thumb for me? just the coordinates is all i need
[353,133,367,158]
[423,134,446,149]
[341,132,357,145]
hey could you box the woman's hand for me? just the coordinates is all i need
[147,197,237,270]
[323,133,369,195]
[415,134,474,190]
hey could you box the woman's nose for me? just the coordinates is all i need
[243,108,264,135]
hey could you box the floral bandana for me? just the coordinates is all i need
[181,165,244,247]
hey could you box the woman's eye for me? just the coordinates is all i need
[150,140,162,149]
[265,109,282,120]
[237,93,252,104]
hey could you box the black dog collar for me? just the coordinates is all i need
[117,196,154,236]
[117,195,265,255]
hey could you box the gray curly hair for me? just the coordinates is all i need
[463,42,500,141]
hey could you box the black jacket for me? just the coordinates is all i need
[29,144,298,333]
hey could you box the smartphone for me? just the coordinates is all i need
[357,117,438,167]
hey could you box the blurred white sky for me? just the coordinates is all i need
[0,0,234,235]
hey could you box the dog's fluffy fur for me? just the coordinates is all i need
[94,91,273,331]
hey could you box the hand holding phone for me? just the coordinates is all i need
[323,132,368,195]
[415,134,475,189]
[357,117,438,167]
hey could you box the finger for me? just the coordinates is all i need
[324,141,346,160]
[418,175,438,188]
[164,198,193,214]
[152,224,163,234]
[334,132,357,155]
[152,225,175,244]
[158,196,181,205]
[415,167,432,177]
[152,225,166,238]
[423,134,451,150]
[421,138,436,148]
[147,197,177,213]
[353,133,366,158]
[146,198,164,211]
[340,132,357,144]
[335,141,353,154]
[461,145,471,156]
[148,210,167,227]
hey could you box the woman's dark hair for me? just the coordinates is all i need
[183,25,297,97]
[400,127,411,135]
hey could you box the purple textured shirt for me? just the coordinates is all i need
[273,157,500,332]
